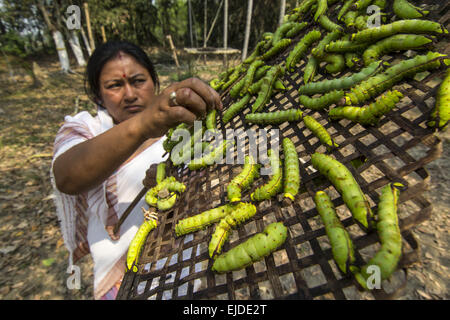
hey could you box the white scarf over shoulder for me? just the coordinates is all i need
[50,108,167,299]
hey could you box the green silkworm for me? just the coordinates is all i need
[156,162,166,184]
[338,0,356,21]
[304,55,319,84]
[221,64,247,91]
[428,68,450,130]
[250,149,283,201]
[243,40,266,65]
[145,176,186,208]
[286,29,322,73]
[209,78,222,91]
[354,15,368,31]
[298,60,382,95]
[312,31,342,60]
[261,38,292,61]
[227,155,261,203]
[252,65,284,113]
[211,222,288,273]
[175,204,236,237]
[303,115,339,150]
[282,137,300,202]
[343,52,447,106]
[353,0,373,11]
[362,34,433,66]
[229,76,247,98]
[311,152,375,231]
[330,90,404,125]
[126,218,158,272]
[222,93,252,124]
[249,78,285,95]
[393,0,429,19]
[241,60,266,96]
[353,183,403,289]
[188,139,233,171]
[285,22,308,38]
[299,90,345,110]
[322,53,346,74]
[314,0,328,21]
[345,52,361,69]
[343,10,358,28]
[318,15,344,33]
[325,39,369,53]
[272,22,297,45]
[351,19,448,43]
[205,109,218,131]
[314,191,356,274]
[209,202,257,258]
[157,193,178,211]
[245,109,303,125]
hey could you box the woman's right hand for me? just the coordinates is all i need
[137,77,223,139]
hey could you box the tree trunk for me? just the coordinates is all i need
[37,1,71,72]
[83,2,95,51]
[188,0,194,47]
[80,26,92,56]
[67,30,86,67]
[52,30,71,72]
[223,0,228,68]
[242,0,253,61]
[279,0,286,27]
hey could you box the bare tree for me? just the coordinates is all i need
[279,0,286,27]
[241,0,253,61]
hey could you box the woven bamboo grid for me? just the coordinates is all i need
[117,0,449,300]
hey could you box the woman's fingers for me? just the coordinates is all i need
[173,78,223,112]
[171,87,208,119]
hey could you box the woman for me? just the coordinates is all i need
[51,41,222,299]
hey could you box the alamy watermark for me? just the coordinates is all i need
[66,5,81,30]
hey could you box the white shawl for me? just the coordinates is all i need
[50,108,167,299]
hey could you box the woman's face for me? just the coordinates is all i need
[98,52,156,123]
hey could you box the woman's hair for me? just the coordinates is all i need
[84,40,160,105]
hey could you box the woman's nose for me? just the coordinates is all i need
[124,83,137,102]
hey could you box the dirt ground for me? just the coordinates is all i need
[0,56,448,300]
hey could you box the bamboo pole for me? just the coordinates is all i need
[223,0,228,68]
[242,0,253,61]
[84,2,95,50]
[101,26,107,43]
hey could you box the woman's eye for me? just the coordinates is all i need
[108,83,121,89]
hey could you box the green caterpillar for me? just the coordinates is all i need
[343,10,358,28]
[286,29,322,73]
[175,204,236,237]
[282,137,300,202]
[170,124,205,166]
[362,34,433,66]
[322,53,346,74]
[311,153,374,231]
[126,217,158,272]
[145,176,186,210]
[245,109,303,125]
[248,78,285,95]
[314,191,356,274]
[298,60,382,95]
[428,68,450,130]
[299,90,344,111]
[325,39,368,53]
[221,64,247,91]
[393,0,429,19]
[314,0,328,21]
[262,38,292,61]
[304,55,319,84]
[272,22,297,45]
[312,31,342,60]
[211,222,288,273]
[156,162,166,184]
[318,15,344,33]
[345,52,361,69]
[222,94,252,124]
[188,139,233,171]
[338,0,356,21]
[227,155,261,203]
[252,65,284,113]
[343,52,447,106]
[205,109,218,132]
[303,115,339,150]
[285,22,308,38]
[209,202,257,258]
[157,192,178,211]
[329,90,404,125]
[210,78,222,91]
[251,150,283,201]
[351,19,448,43]
[353,183,403,290]
[241,60,266,96]
[353,0,373,11]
